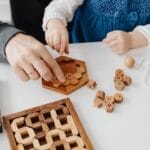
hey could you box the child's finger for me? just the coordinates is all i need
[53,33,61,52]
[65,43,69,54]
[107,40,118,48]
[112,46,123,54]
[59,33,67,55]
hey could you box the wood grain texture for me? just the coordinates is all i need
[3,98,93,150]
[42,56,89,95]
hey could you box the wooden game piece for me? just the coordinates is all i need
[62,79,70,86]
[50,105,69,119]
[15,127,35,144]
[51,140,70,150]
[114,75,124,82]
[46,129,66,144]
[96,90,105,100]
[74,72,82,79]
[40,109,53,123]
[52,79,62,88]
[123,75,132,86]
[11,117,25,133]
[33,138,51,150]
[17,143,35,150]
[25,112,42,128]
[77,67,85,74]
[115,69,124,77]
[105,96,115,104]
[66,73,74,80]
[34,123,49,139]
[66,136,84,149]
[124,56,135,68]
[87,80,97,89]
[115,81,125,91]
[105,103,114,113]
[93,98,103,108]
[70,78,79,86]
[54,115,78,135]
[114,93,124,103]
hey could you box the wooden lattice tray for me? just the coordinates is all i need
[3,98,93,150]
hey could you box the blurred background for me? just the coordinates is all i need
[0,0,11,23]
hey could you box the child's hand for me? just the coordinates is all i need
[103,31,132,54]
[45,19,69,55]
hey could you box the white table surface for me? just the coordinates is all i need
[0,42,150,150]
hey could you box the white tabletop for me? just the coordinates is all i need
[0,42,150,150]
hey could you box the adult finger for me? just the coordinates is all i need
[29,55,53,81]
[13,65,29,82]
[40,50,65,82]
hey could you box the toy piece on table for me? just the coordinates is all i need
[87,80,97,89]
[0,111,3,133]
[124,56,135,68]
[3,98,93,150]
[114,69,132,91]
[93,90,105,108]
[42,56,89,95]
[93,89,124,113]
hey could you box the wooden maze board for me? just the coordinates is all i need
[42,56,89,95]
[3,98,93,150]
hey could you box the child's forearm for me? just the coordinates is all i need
[42,0,84,31]
[129,30,149,49]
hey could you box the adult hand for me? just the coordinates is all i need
[5,33,65,82]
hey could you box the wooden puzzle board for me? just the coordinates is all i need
[42,56,89,95]
[3,98,93,150]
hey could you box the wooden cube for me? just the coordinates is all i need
[87,80,97,89]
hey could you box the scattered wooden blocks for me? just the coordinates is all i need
[93,90,124,113]
[87,80,97,89]
[114,69,132,91]
[42,56,89,95]
[124,56,135,68]
[3,98,93,150]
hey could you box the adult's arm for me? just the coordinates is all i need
[0,21,22,61]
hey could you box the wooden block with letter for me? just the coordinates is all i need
[3,98,93,150]
[42,56,89,95]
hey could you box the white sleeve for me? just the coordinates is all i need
[134,25,150,45]
[42,0,84,31]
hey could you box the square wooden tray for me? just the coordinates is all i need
[3,98,93,150]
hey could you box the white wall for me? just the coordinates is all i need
[0,0,11,23]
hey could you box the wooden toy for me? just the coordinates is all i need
[114,93,124,103]
[115,69,124,77]
[3,98,93,150]
[123,75,132,86]
[124,56,135,68]
[87,80,97,89]
[115,81,125,91]
[42,56,89,95]
[93,98,103,108]
[105,103,114,113]
[114,69,132,91]
[96,90,105,100]
[105,96,115,104]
